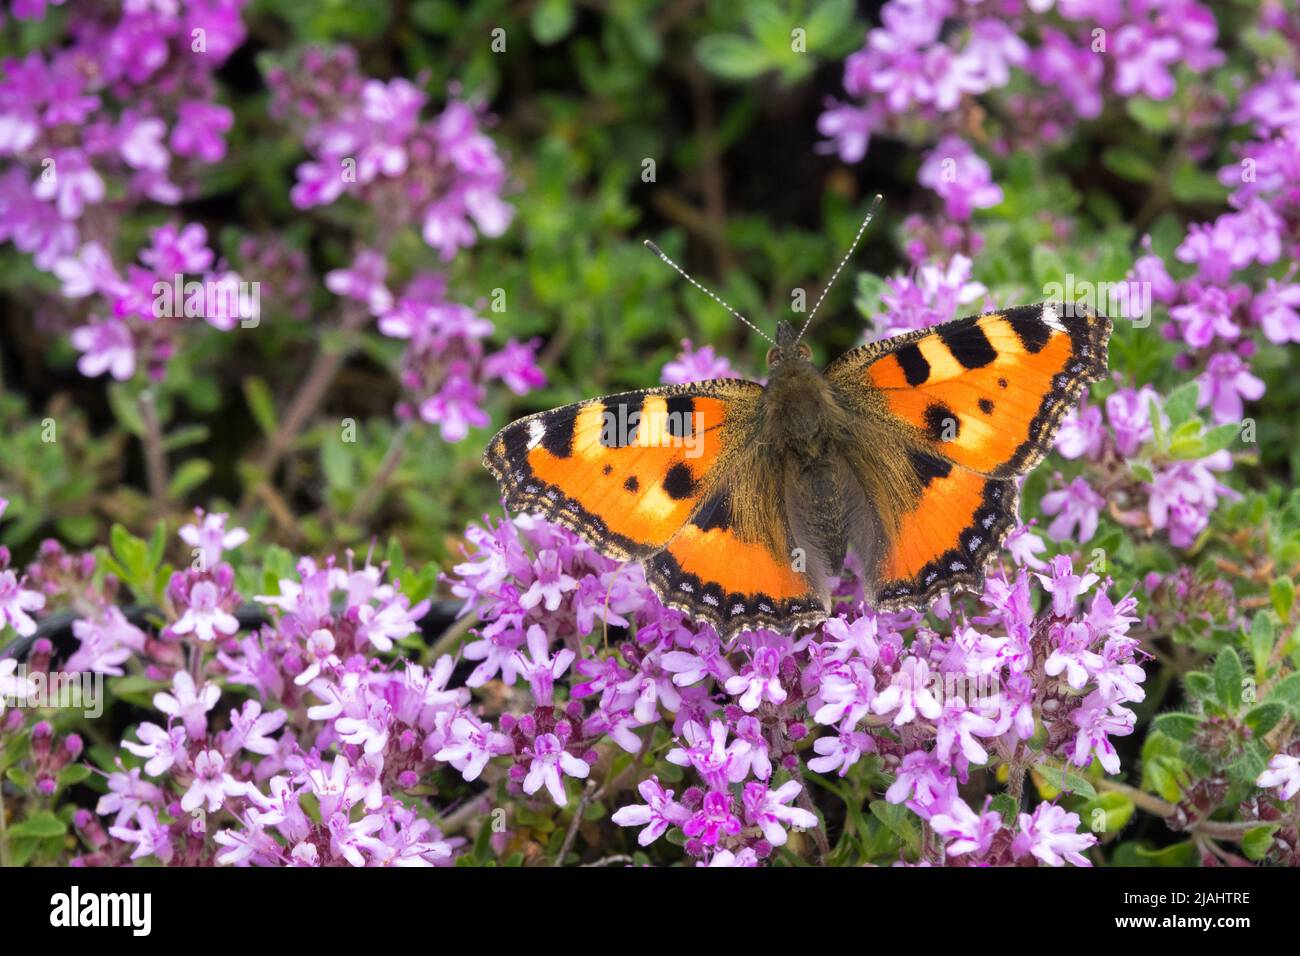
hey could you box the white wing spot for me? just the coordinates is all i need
[526,419,546,449]
[1042,304,1067,332]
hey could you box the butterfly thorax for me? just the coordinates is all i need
[759,357,847,458]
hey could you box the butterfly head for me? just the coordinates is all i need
[767,321,813,368]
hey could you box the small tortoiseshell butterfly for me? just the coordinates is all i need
[484,206,1110,637]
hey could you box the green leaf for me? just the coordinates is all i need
[1081,791,1135,836]
[804,0,855,49]
[1214,647,1245,711]
[1170,162,1229,204]
[530,0,574,45]
[1102,146,1159,183]
[1242,824,1279,861]
[57,764,92,788]
[1266,672,1300,709]
[989,793,1019,826]
[1125,97,1175,133]
[854,272,887,320]
[1184,671,1215,704]
[1152,712,1199,742]
[1200,422,1241,455]
[1271,578,1295,621]
[1135,840,1198,866]
[9,810,67,839]
[1245,702,1285,736]
[1032,761,1098,801]
[1250,614,1276,681]
[146,521,167,570]
[1162,381,1200,428]
[696,34,770,80]
[107,383,145,437]
[168,459,212,499]
[868,800,921,857]
[243,376,278,437]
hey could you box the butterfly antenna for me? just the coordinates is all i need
[794,193,883,345]
[643,239,776,346]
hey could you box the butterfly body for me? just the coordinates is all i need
[484,303,1111,637]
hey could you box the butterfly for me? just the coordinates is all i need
[483,211,1110,637]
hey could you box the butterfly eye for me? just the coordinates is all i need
[796,343,812,360]
[765,346,780,367]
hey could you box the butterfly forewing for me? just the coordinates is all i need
[829,302,1111,608]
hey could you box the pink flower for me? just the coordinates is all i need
[173,579,240,642]
[512,625,575,706]
[324,249,393,314]
[1196,352,1264,424]
[918,136,1003,220]
[931,796,1001,857]
[1253,279,1300,344]
[1112,26,1181,100]
[0,567,46,636]
[724,645,788,712]
[66,607,146,675]
[611,776,691,845]
[683,790,743,846]
[521,732,590,806]
[32,148,104,219]
[1012,803,1095,866]
[742,781,818,846]
[141,223,215,276]
[108,806,173,864]
[661,339,741,384]
[171,101,234,162]
[1054,402,1104,460]
[153,671,221,739]
[434,713,512,781]
[181,749,248,814]
[873,657,942,726]
[178,511,249,569]
[1041,477,1105,543]
[122,722,188,777]
[70,318,135,381]
[1257,754,1300,801]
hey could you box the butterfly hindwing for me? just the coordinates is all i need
[647,490,826,635]
[829,302,1110,607]
[874,457,1019,608]
[482,379,762,562]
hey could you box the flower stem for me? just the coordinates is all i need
[345,420,413,526]
[138,389,169,514]
[0,778,11,867]
[555,780,597,866]
[238,309,365,523]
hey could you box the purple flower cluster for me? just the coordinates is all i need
[265,48,542,440]
[1050,385,1238,549]
[821,0,1223,231]
[326,251,545,441]
[270,47,511,262]
[32,510,463,866]
[51,223,250,382]
[442,501,1146,865]
[0,0,245,271]
[0,499,46,640]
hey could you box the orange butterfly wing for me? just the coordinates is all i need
[646,490,826,635]
[829,303,1111,606]
[483,381,756,560]
[484,381,825,635]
